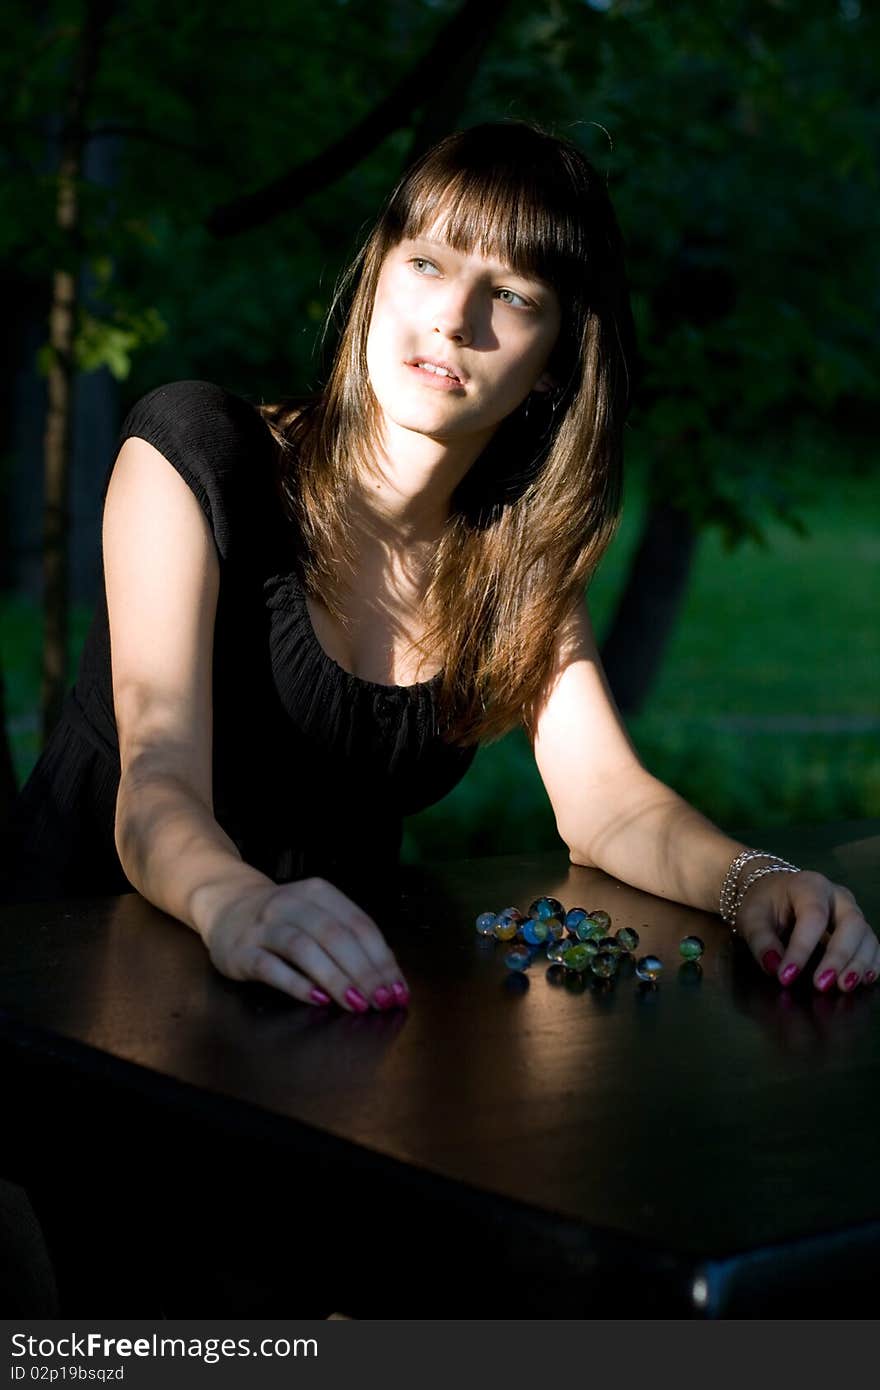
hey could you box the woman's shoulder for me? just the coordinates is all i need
[116,379,271,466]
[108,380,280,562]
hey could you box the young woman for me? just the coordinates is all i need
[2,120,876,1008]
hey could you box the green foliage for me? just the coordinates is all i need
[4,1,876,548]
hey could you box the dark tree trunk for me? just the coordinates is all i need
[41,0,115,743]
[599,498,698,717]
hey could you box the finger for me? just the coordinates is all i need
[245,946,334,1007]
[833,914,879,994]
[776,878,834,988]
[865,940,880,987]
[740,917,788,978]
[810,890,870,992]
[264,911,383,1012]
[299,877,410,996]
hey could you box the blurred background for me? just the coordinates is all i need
[1,0,877,866]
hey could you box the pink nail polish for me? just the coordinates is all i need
[309,987,331,1006]
[392,981,410,1006]
[762,949,782,974]
[373,985,394,1009]
[865,970,876,985]
[344,987,369,1013]
[843,971,859,991]
[816,969,837,993]
[780,962,799,986]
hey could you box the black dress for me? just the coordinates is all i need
[0,380,478,908]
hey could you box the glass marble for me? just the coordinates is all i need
[597,936,622,955]
[546,939,569,964]
[497,907,526,927]
[615,927,640,952]
[565,907,589,932]
[522,917,550,946]
[679,935,705,960]
[544,916,567,941]
[590,951,618,979]
[635,954,663,982]
[588,910,611,932]
[528,896,565,921]
[561,944,592,972]
[493,918,520,941]
[475,911,497,937]
[504,946,531,971]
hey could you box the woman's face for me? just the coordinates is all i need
[365,226,562,446]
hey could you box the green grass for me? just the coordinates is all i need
[401,465,880,862]
[2,464,877,864]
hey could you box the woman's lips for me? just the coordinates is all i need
[404,361,466,392]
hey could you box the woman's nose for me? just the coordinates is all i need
[432,293,474,345]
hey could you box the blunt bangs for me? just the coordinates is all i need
[383,124,595,301]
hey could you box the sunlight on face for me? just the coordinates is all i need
[365,225,562,444]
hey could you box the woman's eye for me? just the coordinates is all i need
[409,257,440,275]
[496,288,529,308]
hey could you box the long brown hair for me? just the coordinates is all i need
[258,120,637,749]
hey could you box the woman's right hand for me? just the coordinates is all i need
[202,876,411,1012]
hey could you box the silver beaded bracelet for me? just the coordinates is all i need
[720,849,801,933]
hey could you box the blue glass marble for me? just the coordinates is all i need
[528,896,565,921]
[635,954,663,982]
[504,946,531,971]
[565,907,589,932]
[497,906,526,927]
[475,911,497,937]
[522,917,550,946]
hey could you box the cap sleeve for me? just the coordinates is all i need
[105,379,277,564]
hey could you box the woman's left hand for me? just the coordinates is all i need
[735,869,879,993]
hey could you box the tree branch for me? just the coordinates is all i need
[205,0,512,238]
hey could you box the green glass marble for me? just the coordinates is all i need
[597,935,622,955]
[615,927,640,952]
[588,910,611,932]
[590,951,618,979]
[561,943,591,972]
[635,954,663,982]
[679,935,705,960]
[581,918,605,941]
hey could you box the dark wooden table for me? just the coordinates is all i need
[1,820,878,1317]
